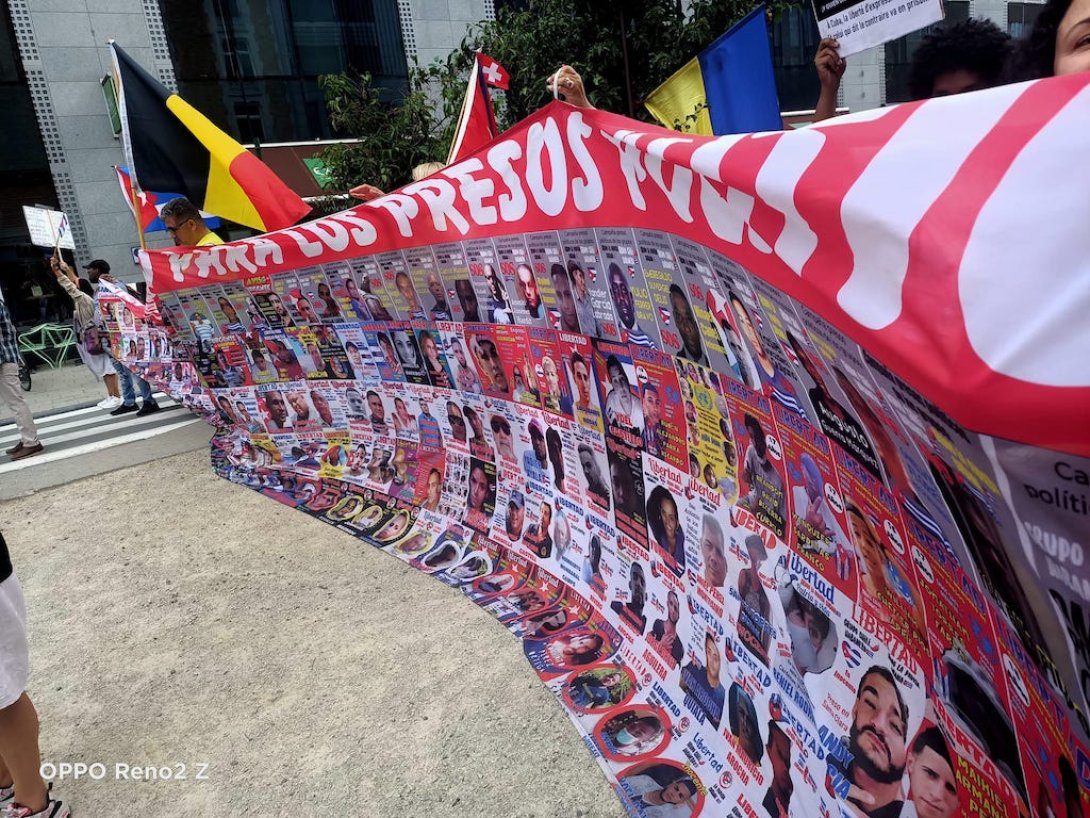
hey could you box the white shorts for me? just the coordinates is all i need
[0,575,28,709]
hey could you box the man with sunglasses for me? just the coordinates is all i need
[159,198,223,247]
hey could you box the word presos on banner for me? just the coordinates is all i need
[111,74,1090,818]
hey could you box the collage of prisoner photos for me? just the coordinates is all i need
[107,225,1087,818]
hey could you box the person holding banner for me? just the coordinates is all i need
[49,256,119,409]
[546,64,593,109]
[81,260,161,418]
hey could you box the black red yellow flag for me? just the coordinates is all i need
[109,41,310,233]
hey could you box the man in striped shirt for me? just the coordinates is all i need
[607,263,655,349]
[0,297,42,460]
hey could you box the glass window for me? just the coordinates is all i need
[100,75,121,137]
[884,1,970,103]
[233,100,264,143]
[771,4,823,112]
[1007,2,1043,37]
[160,0,408,142]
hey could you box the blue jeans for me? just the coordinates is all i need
[111,357,154,406]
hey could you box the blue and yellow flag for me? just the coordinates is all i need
[645,6,782,135]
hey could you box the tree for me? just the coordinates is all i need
[319,0,794,190]
[422,0,790,126]
[317,72,447,194]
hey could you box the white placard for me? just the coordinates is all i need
[814,0,944,57]
[22,205,76,250]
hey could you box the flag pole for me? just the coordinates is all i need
[108,41,146,250]
[47,212,59,255]
[128,177,147,250]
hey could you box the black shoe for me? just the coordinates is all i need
[5,441,24,455]
[10,441,44,460]
[110,403,139,416]
[136,401,161,417]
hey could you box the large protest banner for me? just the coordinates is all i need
[110,72,1090,818]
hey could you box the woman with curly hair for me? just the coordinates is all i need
[1007,0,1090,78]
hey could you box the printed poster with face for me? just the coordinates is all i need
[432,241,471,322]
[320,262,358,320]
[494,233,544,327]
[525,230,571,332]
[348,257,396,321]
[556,330,601,434]
[523,229,563,323]
[463,238,512,324]
[595,227,661,351]
[529,327,572,418]
[463,323,510,400]
[630,345,687,473]
[495,324,540,409]
[558,227,615,339]
[724,379,788,542]
[404,244,450,321]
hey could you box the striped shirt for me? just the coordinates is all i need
[622,324,656,349]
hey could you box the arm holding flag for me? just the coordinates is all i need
[545,65,594,109]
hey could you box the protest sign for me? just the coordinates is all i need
[22,205,76,250]
[813,0,944,57]
[125,74,1090,818]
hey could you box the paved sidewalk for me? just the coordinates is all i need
[6,361,107,419]
[1,451,625,818]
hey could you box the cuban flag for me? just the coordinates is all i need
[658,306,672,325]
[114,165,221,234]
[841,640,862,669]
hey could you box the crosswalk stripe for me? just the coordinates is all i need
[0,417,203,475]
[0,392,172,429]
[0,401,181,444]
[0,407,189,449]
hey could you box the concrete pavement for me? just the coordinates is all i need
[0,386,210,501]
[2,450,625,818]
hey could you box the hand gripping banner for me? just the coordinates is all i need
[114,72,1090,818]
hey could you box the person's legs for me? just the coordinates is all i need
[0,364,41,457]
[110,357,140,416]
[135,371,159,416]
[103,372,119,399]
[0,573,44,813]
[136,373,155,405]
[0,566,67,818]
[112,358,135,406]
[0,694,47,812]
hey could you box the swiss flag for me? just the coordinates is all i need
[477,52,509,90]
[446,53,504,165]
